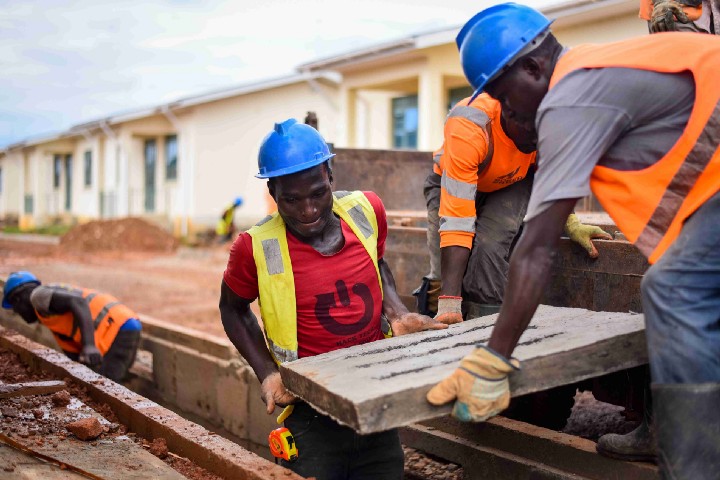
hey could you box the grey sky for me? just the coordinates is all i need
[0,0,550,147]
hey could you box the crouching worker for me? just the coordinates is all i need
[2,271,142,382]
[220,119,447,480]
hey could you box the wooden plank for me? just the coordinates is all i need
[0,381,67,399]
[280,305,647,434]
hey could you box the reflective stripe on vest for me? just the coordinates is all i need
[441,173,477,201]
[439,216,476,233]
[248,190,386,364]
[549,34,720,263]
[35,284,136,354]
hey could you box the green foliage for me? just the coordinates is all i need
[2,224,72,236]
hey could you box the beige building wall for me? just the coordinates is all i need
[0,151,22,221]
[182,79,339,228]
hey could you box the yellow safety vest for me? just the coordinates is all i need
[216,204,235,236]
[248,190,390,364]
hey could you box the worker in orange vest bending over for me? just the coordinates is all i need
[428,4,720,479]
[414,91,610,322]
[2,271,142,382]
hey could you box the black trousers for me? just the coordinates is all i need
[65,329,141,383]
[281,402,404,480]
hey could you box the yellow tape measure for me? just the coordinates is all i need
[268,427,298,462]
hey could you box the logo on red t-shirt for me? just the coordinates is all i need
[314,280,374,335]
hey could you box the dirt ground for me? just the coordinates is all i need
[0,348,221,480]
[0,238,233,337]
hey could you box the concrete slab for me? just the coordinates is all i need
[280,305,647,434]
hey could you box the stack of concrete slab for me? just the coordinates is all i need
[280,305,647,434]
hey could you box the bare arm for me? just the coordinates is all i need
[380,259,447,335]
[219,280,277,383]
[219,280,295,413]
[49,290,101,366]
[488,198,577,358]
[440,246,471,296]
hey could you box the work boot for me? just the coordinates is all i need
[653,383,720,480]
[412,277,442,316]
[462,301,501,319]
[597,386,656,462]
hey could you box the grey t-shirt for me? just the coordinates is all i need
[525,67,695,221]
[29,285,55,317]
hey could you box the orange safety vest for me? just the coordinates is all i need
[638,0,702,21]
[549,33,720,263]
[35,284,137,354]
[433,94,536,193]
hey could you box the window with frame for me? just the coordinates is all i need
[53,154,62,188]
[448,86,474,111]
[165,135,178,180]
[84,150,92,187]
[392,95,418,149]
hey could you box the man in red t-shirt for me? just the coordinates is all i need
[219,119,446,480]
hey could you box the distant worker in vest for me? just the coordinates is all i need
[641,0,719,34]
[219,119,447,480]
[413,92,611,321]
[426,5,720,479]
[2,271,142,382]
[216,196,244,242]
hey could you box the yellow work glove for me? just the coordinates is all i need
[427,345,520,422]
[650,0,691,32]
[434,295,463,325]
[564,213,613,259]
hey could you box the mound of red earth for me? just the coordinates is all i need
[60,218,178,253]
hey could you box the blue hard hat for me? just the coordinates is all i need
[256,119,335,179]
[457,3,552,98]
[233,196,243,208]
[2,271,40,309]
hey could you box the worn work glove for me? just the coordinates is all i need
[427,345,520,422]
[564,214,613,259]
[434,296,463,325]
[650,0,691,32]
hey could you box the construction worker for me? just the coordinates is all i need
[219,119,447,480]
[216,196,243,242]
[414,92,611,322]
[2,271,142,382]
[641,0,718,33]
[427,5,720,478]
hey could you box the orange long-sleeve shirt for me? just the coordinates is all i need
[433,94,536,249]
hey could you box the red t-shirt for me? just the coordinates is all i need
[223,191,388,358]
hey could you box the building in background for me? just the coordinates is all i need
[0,0,645,237]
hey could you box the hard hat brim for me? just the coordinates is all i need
[2,279,40,309]
[255,153,335,179]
